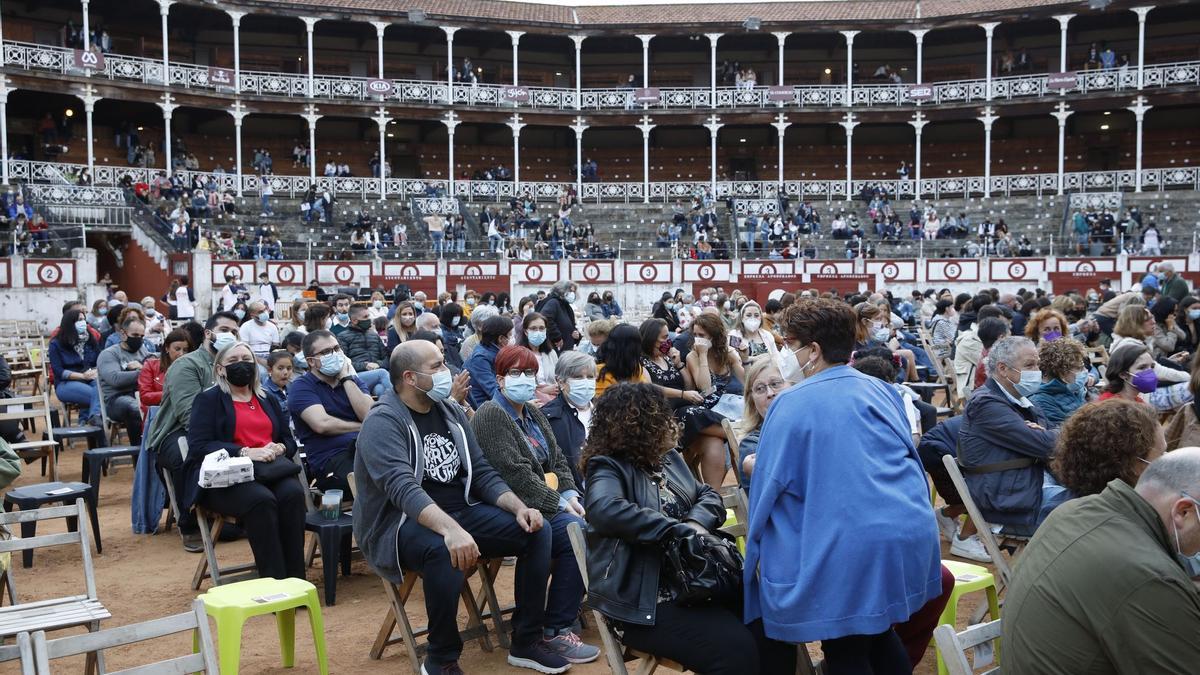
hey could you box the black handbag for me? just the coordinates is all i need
[253,456,301,484]
[661,529,744,606]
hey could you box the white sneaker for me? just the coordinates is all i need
[934,507,959,543]
[950,533,992,563]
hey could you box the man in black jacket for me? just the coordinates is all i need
[536,280,579,351]
[336,304,390,396]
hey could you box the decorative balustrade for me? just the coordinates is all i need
[412,197,460,215]
[1069,192,1123,211]
[24,183,127,205]
[5,41,1197,111]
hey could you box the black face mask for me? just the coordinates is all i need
[224,361,257,387]
[124,336,144,353]
[356,319,373,331]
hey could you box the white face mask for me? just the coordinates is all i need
[693,337,712,350]
[778,345,814,383]
[743,317,761,333]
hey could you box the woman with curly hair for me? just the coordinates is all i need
[1043,399,1165,521]
[1024,307,1071,344]
[1029,337,1090,428]
[582,383,792,674]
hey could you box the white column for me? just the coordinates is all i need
[840,31,859,103]
[158,0,173,86]
[909,111,928,197]
[0,78,11,185]
[981,22,999,101]
[705,33,721,105]
[80,85,98,175]
[81,0,91,51]
[442,26,460,104]
[637,115,655,204]
[637,34,653,89]
[443,111,460,195]
[301,17,318,98]
[302,104,321,181]
[158,93,176,177]
[507,31,524,86]
[1128,95,1152,192]
[704,114,722,192]
[1050,101,1072,195]
[978,106,997,198]
[771,113,790,186]
[570,117,587,198]
[570,35,585,110]
[230,101,247,197]
[910,29,928,84]
[370,21,388,79]
[1133,6,1153,89]
[839,112,858,200]
[1053,15,1073,71]
[374,107,390,200]
[773,32,789,86]
[227,11,245,94]
[508,113,525,187]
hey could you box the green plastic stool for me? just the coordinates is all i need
[196,577,330,675]
[936,560,1001,675]
[721,508,746,554]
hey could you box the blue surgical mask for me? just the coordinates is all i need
[336,312,349,323]
[566,378,595,408]
[256,312,269,324]
[1189,309,1200,321]
[1172,493,1200,578]
[234,309,246,321]
[527,331,547,347]
[212,332,237,352]
[418,368,453,402]
[293,353,308,370]
[1011,369,1042,398]
[564,291,577,304]
[872,328,891,343]
[503,374,537,404]
[318,351,344,376]
[74,320,88,334]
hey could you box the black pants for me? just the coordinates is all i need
[198,476,306,580]
[821,630,911,675]
[154,429,196,532]
[108,394,142,445]
[312,448,354,496]
[617,600,796,675]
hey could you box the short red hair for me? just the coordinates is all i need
[494,345,539,376]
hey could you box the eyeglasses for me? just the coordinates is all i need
[505,368,537,378]
[309,345,341,359]
[752,379,788,396]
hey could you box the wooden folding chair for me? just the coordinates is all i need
[92,377,126,447]
[0,394,60,482]
[191,505,259,590]
[940,455,1027,591]
[940,357,964,415]
[933,619,1002,675]
[0,631,34,675]
[0,500,110,673]
[30,598,219,674]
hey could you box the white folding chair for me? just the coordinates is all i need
[933,619,1002,675]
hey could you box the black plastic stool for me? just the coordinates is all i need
[82,445,140,500]
[304,511,354,605]
[3,481,101,567]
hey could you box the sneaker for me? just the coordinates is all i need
[542,630,600,664]
[181,531,203,554]
[950,533,992,563]
[934,507,960,543]
[507,641,571,673]
[420,658,464,675]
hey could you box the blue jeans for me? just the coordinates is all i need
[431,232,444,256]
[546,512,586,631]
[356,368,390,397]
[56,379,100,421]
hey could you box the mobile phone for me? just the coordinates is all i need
[729,335,743,349]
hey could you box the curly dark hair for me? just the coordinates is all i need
[1051,399,1161,496]
[581,382,680,475]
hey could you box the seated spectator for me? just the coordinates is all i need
[1002,448,1200,672]
[583,293,604,322]
[459,305,500,365]
[729,301,779,363]
[470,346,599,663]
[578,318,614,359]
[927,300,957,361]
[86,299,110,334]
[540,351,596,489]
[595,324,651,398]
[329,294,353,335]
[1166,353,1200,450]
[439,303,466,370]
[140,296,168,349]
[353,340,569,674]
[1100,343,1158,403]
[240,300,280,366]
[1030,337,1090,429]
[1025,307,1072,345]
[972,317,1013,392]
[516,313,559,403]
[746,298,941,672]
[599,291,622,319]
[97,316,151,444]
[465,315,515,410]
[187,341,305,580]
[386,301,419,353]
[137,328,191,421]
[537,281,580,351]
[680,313,745,487]
[583,382,790,673]
[302,303,331,335]
[48,309,103,427]
[958,336,1058,542]
[336,304,391,397]
[919,415,967,542]
[736,356,786,491]
[289,330,373,494]
[261,349,294,412]
[1112,304,1190,385]
[280,299,308,342]
[954,304,1009,399]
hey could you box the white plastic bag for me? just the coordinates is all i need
[198,449,254,489]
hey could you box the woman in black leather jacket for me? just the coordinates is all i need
[582,383,791,674]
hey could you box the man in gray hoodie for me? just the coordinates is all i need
[353,340,569,675]
[96,315,151,445]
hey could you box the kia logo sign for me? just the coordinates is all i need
[208,67,234,88]
[367,79,394,96]
[907,84,933,101]
[73,49,105,71]
[634,87,660,103]
[1047,72,1077,89]
[501,86,530,102]
[767,86,793,102]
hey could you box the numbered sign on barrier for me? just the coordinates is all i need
[569,261,614,284]
[682,261,732,283]
[511,262,560,285]
[623,262,673,285]
[315,262,372,286]
[23,259,76,287]
[267,262,307,286]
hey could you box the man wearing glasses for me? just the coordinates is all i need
[289,329,373,495]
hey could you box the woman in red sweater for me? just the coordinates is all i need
[137,329,192,421]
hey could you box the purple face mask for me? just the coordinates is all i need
[1042,330,1063,342]
[1130,369,1158,394]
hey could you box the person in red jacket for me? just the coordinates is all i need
[137,329,191,423]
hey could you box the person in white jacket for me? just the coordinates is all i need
[729,301,779,364]
[1110,304,1190,384]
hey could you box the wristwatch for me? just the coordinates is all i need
[338,375,355,387]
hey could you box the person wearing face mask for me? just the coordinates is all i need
[748,298,943,672]
[281,299,308,341]
[228,301,249,326]
[518,312,560,403]
[140,297,168,349]
[336,304,391,397]
[87,299,111,334]
[289,330,373,497]
[354,341,568,675]
[729,301,780,364]
[256,272,279,318]
[439,302,466,370]
[367,291,389,321]
[958,336,1059,545]
[1002,448,1200,673]
[1029,337,1091,429]
[600,291,622,319]
[146,311,242,552]
[387,300,419,353]
[97,316,151,445]
[186,341,305,581]
[137,329,191,422]
[583,292,605,322]
[1099,343,1160,403]
[465,315,516,410]
[239,300,280,367]
[535,280,580,351]
[328,293,354,336]
[540,352,597,488]
[470,346,600,664]
[219,271,248,315]
[1174,295,1200,355]
[48,308,104,428]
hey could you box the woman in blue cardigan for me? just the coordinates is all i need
[47,309,103,426]
[187,341,305,580]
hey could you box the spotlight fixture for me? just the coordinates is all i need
[1100,124,1110,130]
[824,67,832,75]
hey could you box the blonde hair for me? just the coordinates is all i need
[738,355,782,435]
[213,341,266,400]
[586,318,616,338]
[391,301,418,342]
[1114,304,1151,340]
